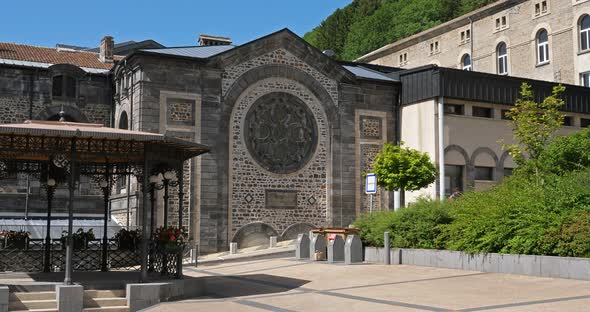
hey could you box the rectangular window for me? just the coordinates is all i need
[563,116,573,126]
[501,109,511,120]
[502,16,507,26]
[538,42,549,64]
[444,104,464,115]
[582,72,590,87]
[581,118,590,128]
[542,0,548,13]
[472,106,493,118]
[461,31,465,42]
[495,15,509,31]
[535,3,541,15]
[466,29,471,40]
[475,166,494,181]
[445,165,464,195]
[430,41,440,55]
[504,168,514,177]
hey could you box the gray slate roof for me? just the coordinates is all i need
[141,45,235,59]
[342,65,398,82]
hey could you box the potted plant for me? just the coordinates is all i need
[61,228,95,250]
[1,230,29,249]
[154,226,185,254]
[114,228,141,250]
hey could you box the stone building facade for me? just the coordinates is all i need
[358,0,590,87]
[112,29,397,252]
[0,42,114,216]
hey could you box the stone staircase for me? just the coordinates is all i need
[82,290,128,312]
[8,289,129,312]
[9,291,57,312]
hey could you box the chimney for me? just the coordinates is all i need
[198,34,232,46]
[99,36,114,63]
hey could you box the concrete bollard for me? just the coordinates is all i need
[0,286,8,312]
[310,234,326,261]
[269,236,278,248]
[327,235,345,263]
[56,285,83,312]
[296,233,310,259]
[229,242,238,255]
[344,235,363,264]
[384,232,391,265]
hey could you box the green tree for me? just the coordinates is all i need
[503,83,565,176]
[372,142,437,192]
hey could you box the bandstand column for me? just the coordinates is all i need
[140,156,150,282]
[64,138,77,285]
[176,165,184,279]
[101,165,111,272]
[43,177,56,273]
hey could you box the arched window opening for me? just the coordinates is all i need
[119,111,129,130]
[581,15,590,52]
[537,29,549,64]
[461,54,472,71]
[497,42,508,75]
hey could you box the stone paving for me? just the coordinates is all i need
[147,257,590,311]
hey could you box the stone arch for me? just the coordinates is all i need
[445,144,469,165]
[223,64,338,131]
[470,147,499,167]
[281,223,316,241]
[35,105,89,123]
[231,222,279,249]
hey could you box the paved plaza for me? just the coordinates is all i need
[148,257,590,311]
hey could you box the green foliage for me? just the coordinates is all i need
[354,198,452,248]
[304,0,493,60]
[536,128,590,174]
[371,142,436,191]
[442,169,590,256]
[503,83,565,173]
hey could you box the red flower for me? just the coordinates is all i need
[170,235,176,241]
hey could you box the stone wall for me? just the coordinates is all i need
[0,65,112,211]
[228,77,329,238]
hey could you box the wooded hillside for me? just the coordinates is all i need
[303,0,495,61]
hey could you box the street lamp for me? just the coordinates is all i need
[43,178,56,273]
[161,170,178,227]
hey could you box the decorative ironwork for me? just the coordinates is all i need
[52,153,69,168]
[244,92,317,174]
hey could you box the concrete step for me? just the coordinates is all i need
[83,289,126,299]
[10,292,55,301]
[10,309,58,312]
[82,306,129,312]
[83,298,127,308]
[8,299,57,311]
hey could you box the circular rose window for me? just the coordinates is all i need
[244,92,318,174]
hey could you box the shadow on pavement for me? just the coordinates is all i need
[200,273,310,298]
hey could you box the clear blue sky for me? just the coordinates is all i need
[0,0,351,48]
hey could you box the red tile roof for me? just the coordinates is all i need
[0,42,122,70]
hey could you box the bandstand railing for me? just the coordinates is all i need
[0,237,182,277]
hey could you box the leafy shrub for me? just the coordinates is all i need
[541,212,590,257]
[442,169,590,256]
[354,198,452,249]
[537,128,590,174]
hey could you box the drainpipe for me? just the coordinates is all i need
[394,87,402,210]
[438,96,445,200]
[468,16,474,71]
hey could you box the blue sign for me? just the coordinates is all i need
[365,173,377,194]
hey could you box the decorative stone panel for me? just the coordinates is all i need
[230,77,329,237]
[360,144,382,213]
[168,98,194,124]
[222,49,338,105]
[361,116,383,139]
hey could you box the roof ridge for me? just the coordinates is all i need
[0,41,103,56]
